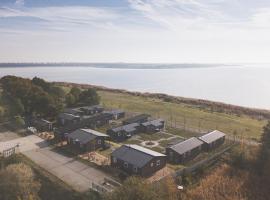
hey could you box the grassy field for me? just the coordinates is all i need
[98,91,267,140]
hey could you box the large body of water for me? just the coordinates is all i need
[0,64,270,110]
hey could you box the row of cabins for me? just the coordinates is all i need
[166,130,226,164]
[61,128,225,177]
[55,105,125,140]
[107,114,165,142]
[62,127,167,177]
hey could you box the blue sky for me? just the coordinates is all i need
[1,0,270,63]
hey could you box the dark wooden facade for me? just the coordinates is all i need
[166,137,203,164]
[67,135,106,153]
[111,145,167,177]
[111,155,166,177]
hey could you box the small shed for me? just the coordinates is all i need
[166,137,203,164]
[199,130,226,151]
[111,144,167,177]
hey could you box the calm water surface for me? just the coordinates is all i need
[1,65,270,109]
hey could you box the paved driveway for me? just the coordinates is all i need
[23,147,110,192]
[1,135,111,192]
[0,135,46,152]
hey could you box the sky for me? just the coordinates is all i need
[0,0,270,63]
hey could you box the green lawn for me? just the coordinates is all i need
[98,91,266,140]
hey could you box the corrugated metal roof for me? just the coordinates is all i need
[67,129,108,144]
[169,137,203,155]
[199,130,226,144]
[112,144,166,168]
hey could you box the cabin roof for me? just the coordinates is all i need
[67,129,108,144]
[112,144,166,168]
[122,114,150,124]
[59,113,80,121]
[111,123,139,133]
[104,109,125,115]
[168,137,203,155]
[141,119,164,127]
[199,130,226,144]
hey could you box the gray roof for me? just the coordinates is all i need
[142,119,164,127]
[67,129,108,144]
[199,130,226,144]
[111,144,166,167]
[104,109,125,115]
[59,113,80,121]
[80,105,103,111]
[111,123,139,133]
[123,114,150,124]
[169,137,203,155]
[64,108,84,115]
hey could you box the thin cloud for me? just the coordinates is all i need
[15,0,24,6]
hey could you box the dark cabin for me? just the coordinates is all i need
[31,118,53,132]
[66,129,109,153]
[80,105,104,115]
[141,119,165,133]
[55,112,112,140]
[122,114,150,125]
[58,113,80,126]
[166,137,203,164]
[107,123,140,142]
[111,144,167,177]
[104,109,125,120]
[64,108,84,116]
[199,130,226,151]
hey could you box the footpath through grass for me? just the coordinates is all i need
[98,91,266,140]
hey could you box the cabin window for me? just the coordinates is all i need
[112,157,117,163]
[118,132,121,136]
[151,162,154,167]
[156,160,161,166]
[124,162,128,168]
[133,166,138,173]
[97,139,101,145]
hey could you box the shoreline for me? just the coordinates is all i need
[55,81,270,120]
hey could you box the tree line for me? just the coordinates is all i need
[0,76,100,124]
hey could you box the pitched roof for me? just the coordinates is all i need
[80,105,103,111]
[104,109,125,115]
[111,123,140,133]
[112,144,166,168]
[199,130,226,144]
[122,114,150,124]
[142,119,164,127]
[64,108,84,115]
[67,129,108,144]
[168,137,203,155]
[59,113,80,121]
